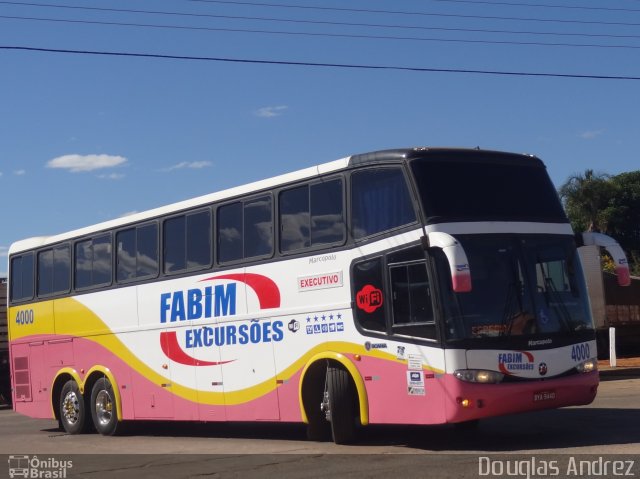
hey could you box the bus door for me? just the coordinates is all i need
[353,246,447,424]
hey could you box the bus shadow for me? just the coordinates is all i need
[364,408,640,451]
[77,407,640,452]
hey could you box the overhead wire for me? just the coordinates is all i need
[2,45,640,81]
[186,0,640,27]
[2,14,640,49]
[1,1,640,41]
[1,1,639,81]
[429,0,640,13]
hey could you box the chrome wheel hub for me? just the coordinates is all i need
[95,390,113,426]
[62,391,81,425]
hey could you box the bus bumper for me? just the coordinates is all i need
[442,370,599,423]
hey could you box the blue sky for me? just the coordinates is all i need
[1,0,640,276]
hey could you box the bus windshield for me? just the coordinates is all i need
[440,235,593,341]
[410,156,567,224]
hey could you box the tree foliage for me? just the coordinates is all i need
[559,169,640,276]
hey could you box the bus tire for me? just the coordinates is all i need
[90,378,120,436]
[59,380,88,434]
[306,413,331,442]
[326,364,357,444]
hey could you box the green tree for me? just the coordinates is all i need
[558,169,616,233]
[559,169,640,276]
[607,172,640,276]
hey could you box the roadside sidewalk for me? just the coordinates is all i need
[598,357,640,379]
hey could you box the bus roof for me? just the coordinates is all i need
[9,147,540,255]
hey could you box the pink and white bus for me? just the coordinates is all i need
[7,148,630,444]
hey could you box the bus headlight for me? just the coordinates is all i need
[576,358,598,373]
[454,369,504,384]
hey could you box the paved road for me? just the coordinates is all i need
[1,376,639,478]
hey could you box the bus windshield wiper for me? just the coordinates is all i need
[501,281,521,337]
[543,276,572,332]
[501,278,539,336]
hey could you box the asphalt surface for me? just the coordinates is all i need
[1,372,639,478]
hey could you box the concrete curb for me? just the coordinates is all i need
[599,367,640,380]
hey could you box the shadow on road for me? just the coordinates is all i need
[52,406,639,452]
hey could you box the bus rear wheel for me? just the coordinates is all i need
[90,378,120,436]
[322,364,357,444]
[59,380,88,434]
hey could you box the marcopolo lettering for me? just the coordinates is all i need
[160,283,236,323]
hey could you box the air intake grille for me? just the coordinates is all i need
[12,356,31,401]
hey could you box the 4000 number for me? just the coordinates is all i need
[571,343,590,362]
[15,309,34,325]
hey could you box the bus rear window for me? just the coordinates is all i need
[10,253,34,302]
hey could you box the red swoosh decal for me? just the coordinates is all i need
[499,351,535,375]
[200,273,281,309]
[160,331,235,366]
[499,362,512,375]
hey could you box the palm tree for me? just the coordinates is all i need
[558,169,615,233]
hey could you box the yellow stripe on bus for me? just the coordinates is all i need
[13,297,444,408]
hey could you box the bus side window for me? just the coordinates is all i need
[280,185,310,252]
[218,202,243,263]
[279,178,344,254]
[311,179,344,246]
[244,195,272,259]
[37,249,54,296]
[117,228,136,281]
[117,224,158,282]
[53,244,71,294]
[164,211,211,274]
[137,223,158,278]
[351,168,416,240]
[187,210,212,269]
[218,197,272,263]
[75,234,112,289]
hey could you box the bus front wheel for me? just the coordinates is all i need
[90,378,120,436]
[59,380,88,434]
[323,364,357,444]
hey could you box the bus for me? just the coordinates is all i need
[7,147,631,444]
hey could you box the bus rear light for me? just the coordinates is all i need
[576,358,598,373]
[454,369,504,384]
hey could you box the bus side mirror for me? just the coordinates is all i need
[580,232,631,287]
[423,232,472,293]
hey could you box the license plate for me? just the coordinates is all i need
[533,390,556,402]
